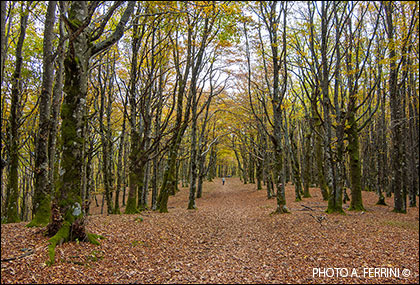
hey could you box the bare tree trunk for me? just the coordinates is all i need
[115,100,126,214]
[0,1,7,199]
[322,1,342,214]
[48,9,65,199]
[384,2,405,213]
[302,122,311,198]
[188,91,198,209]
[5,2,29,223]
[30,1,57,227]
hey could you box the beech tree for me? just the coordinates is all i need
[5,1,31,223]
[45,1,135,264]
[29,0,57,227]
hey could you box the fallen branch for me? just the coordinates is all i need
[300,205,315,211]
[1,248,34,262]
[307,213,327,227]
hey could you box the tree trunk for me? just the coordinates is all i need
[384,2,405,213]
[5,2,29,223]
[0,1,7,199]
[115,108,126,214]
[48,11,65,200]
[302,123,311,198]
[46,1,134,264]
[347,113,364,211]
[30,0,57,227]
[323,1,342,214]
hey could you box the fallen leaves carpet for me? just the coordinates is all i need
[1,178,419,284]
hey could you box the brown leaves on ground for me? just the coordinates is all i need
[1,178,419,284]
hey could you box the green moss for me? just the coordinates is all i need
[47,221,71,265]
[87,250,104,262]
[87,233,105,245]
[348,204,366,211]
[303,192,312,198]
[6,155,20,223]
[187,204,197,210]
[383,220,418,230]
[27,196,51,227]
[124,197,139,214]
[67,6,83,29]
[271,205,290,214]
[326,207,346,215]
[392,208,407,214]
[134,216,143,222]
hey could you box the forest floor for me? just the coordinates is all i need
[1,178,419,284]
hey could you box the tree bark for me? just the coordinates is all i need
[46,1,134,264]
[30,1,57,227]
[5,2,29,223]
[384,2,405,213]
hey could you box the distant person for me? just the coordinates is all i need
[222,177,225,185]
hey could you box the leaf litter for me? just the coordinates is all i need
[1,178,418,284]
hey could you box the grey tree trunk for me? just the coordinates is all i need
[48,10,65,200]
[0,1,7,199]
[5,2,29,223]
[188,92,198,209]
[30,1,57,227]
[98,57,115,215]
[384,2,405,213]
[115,98,127,214]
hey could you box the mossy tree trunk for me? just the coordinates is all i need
[48,8,65,200]
[384,2,405,213]
[29,1,57,227]
[207,144,217,182]
[46,1,134,264]
[0,1,6,203]
[5,2,29,223]
[347,113,365,211]
[157,140,180,213]
[125,8,140,215]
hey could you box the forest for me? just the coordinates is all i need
[1,1,419,284]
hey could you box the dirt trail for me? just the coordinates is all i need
[1,178,419,284]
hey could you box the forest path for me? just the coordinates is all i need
[1,178,419,284]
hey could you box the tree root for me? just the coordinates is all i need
[47,222,105,265]
[271,205,290,215]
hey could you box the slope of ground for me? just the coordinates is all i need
[1,178,419,284]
